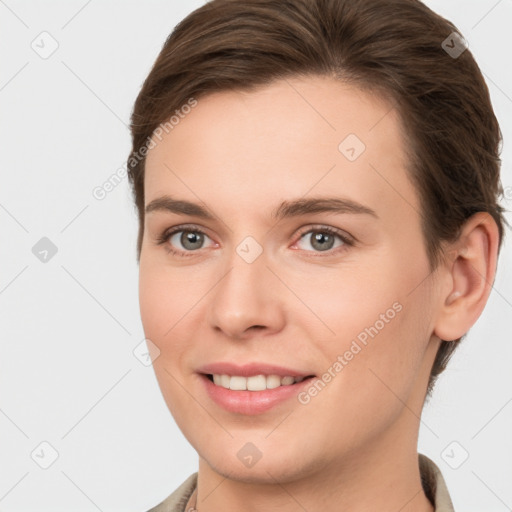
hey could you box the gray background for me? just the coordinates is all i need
[0,0,511,510]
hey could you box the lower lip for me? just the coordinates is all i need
[200,374,314,415]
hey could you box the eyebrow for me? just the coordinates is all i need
[145,196,215,219]
[271,197,378,220]
[145,195,378,220]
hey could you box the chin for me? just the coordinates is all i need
[196,438,327,486]
[205,458,310,485]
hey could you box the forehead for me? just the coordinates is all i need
[144,75,419,221]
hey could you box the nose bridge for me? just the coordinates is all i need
[207,239,284,337]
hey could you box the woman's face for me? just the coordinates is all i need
[140,75,444,482]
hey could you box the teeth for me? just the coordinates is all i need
[266,375,281,389]
[247,375,266,391]
[210,374,306,391]
[230,376,247,390]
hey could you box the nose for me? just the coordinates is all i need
[206,249,286,340]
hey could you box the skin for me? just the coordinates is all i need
[139,75,498,512]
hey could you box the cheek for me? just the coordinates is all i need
[300,250,433,396]
[278,260,403,348]
[139,264,188,380]
[138,265,167,340]
[299,297,433,454]
[138,263,196,424]
[138,259,202,343]
[352,302,433,413]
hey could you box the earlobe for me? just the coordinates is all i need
[433,212,499,342]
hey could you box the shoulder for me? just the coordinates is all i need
[146,473,198,512]
[419,453,455,512]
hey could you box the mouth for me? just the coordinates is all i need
[203,373,315,391]
[196,362,317,414]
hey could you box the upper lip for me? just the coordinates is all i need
[197,362,315,378]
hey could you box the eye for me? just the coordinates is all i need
[170,230,209,250]
[293,226,353,253]
[157,225,216,256]
[156,224,353,257]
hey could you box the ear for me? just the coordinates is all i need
[434,212,500,342]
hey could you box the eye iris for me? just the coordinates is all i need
[181,231,204,250]
[174,230,339,252]
[311,231,335,251]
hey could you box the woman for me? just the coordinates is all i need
[126,0,506,510]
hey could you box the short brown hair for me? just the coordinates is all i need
[127,0,507,397]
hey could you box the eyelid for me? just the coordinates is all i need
[157,223,355,257]
[156,223,217,256]
[158,223,211,240]
[292,224,357,258]
[292,224,355,247]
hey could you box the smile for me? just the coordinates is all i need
[208,373,307,391]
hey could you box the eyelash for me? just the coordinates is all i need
[156,224,211,258]
[156,224,355,258]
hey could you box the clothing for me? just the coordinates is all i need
[147,453,454,511]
